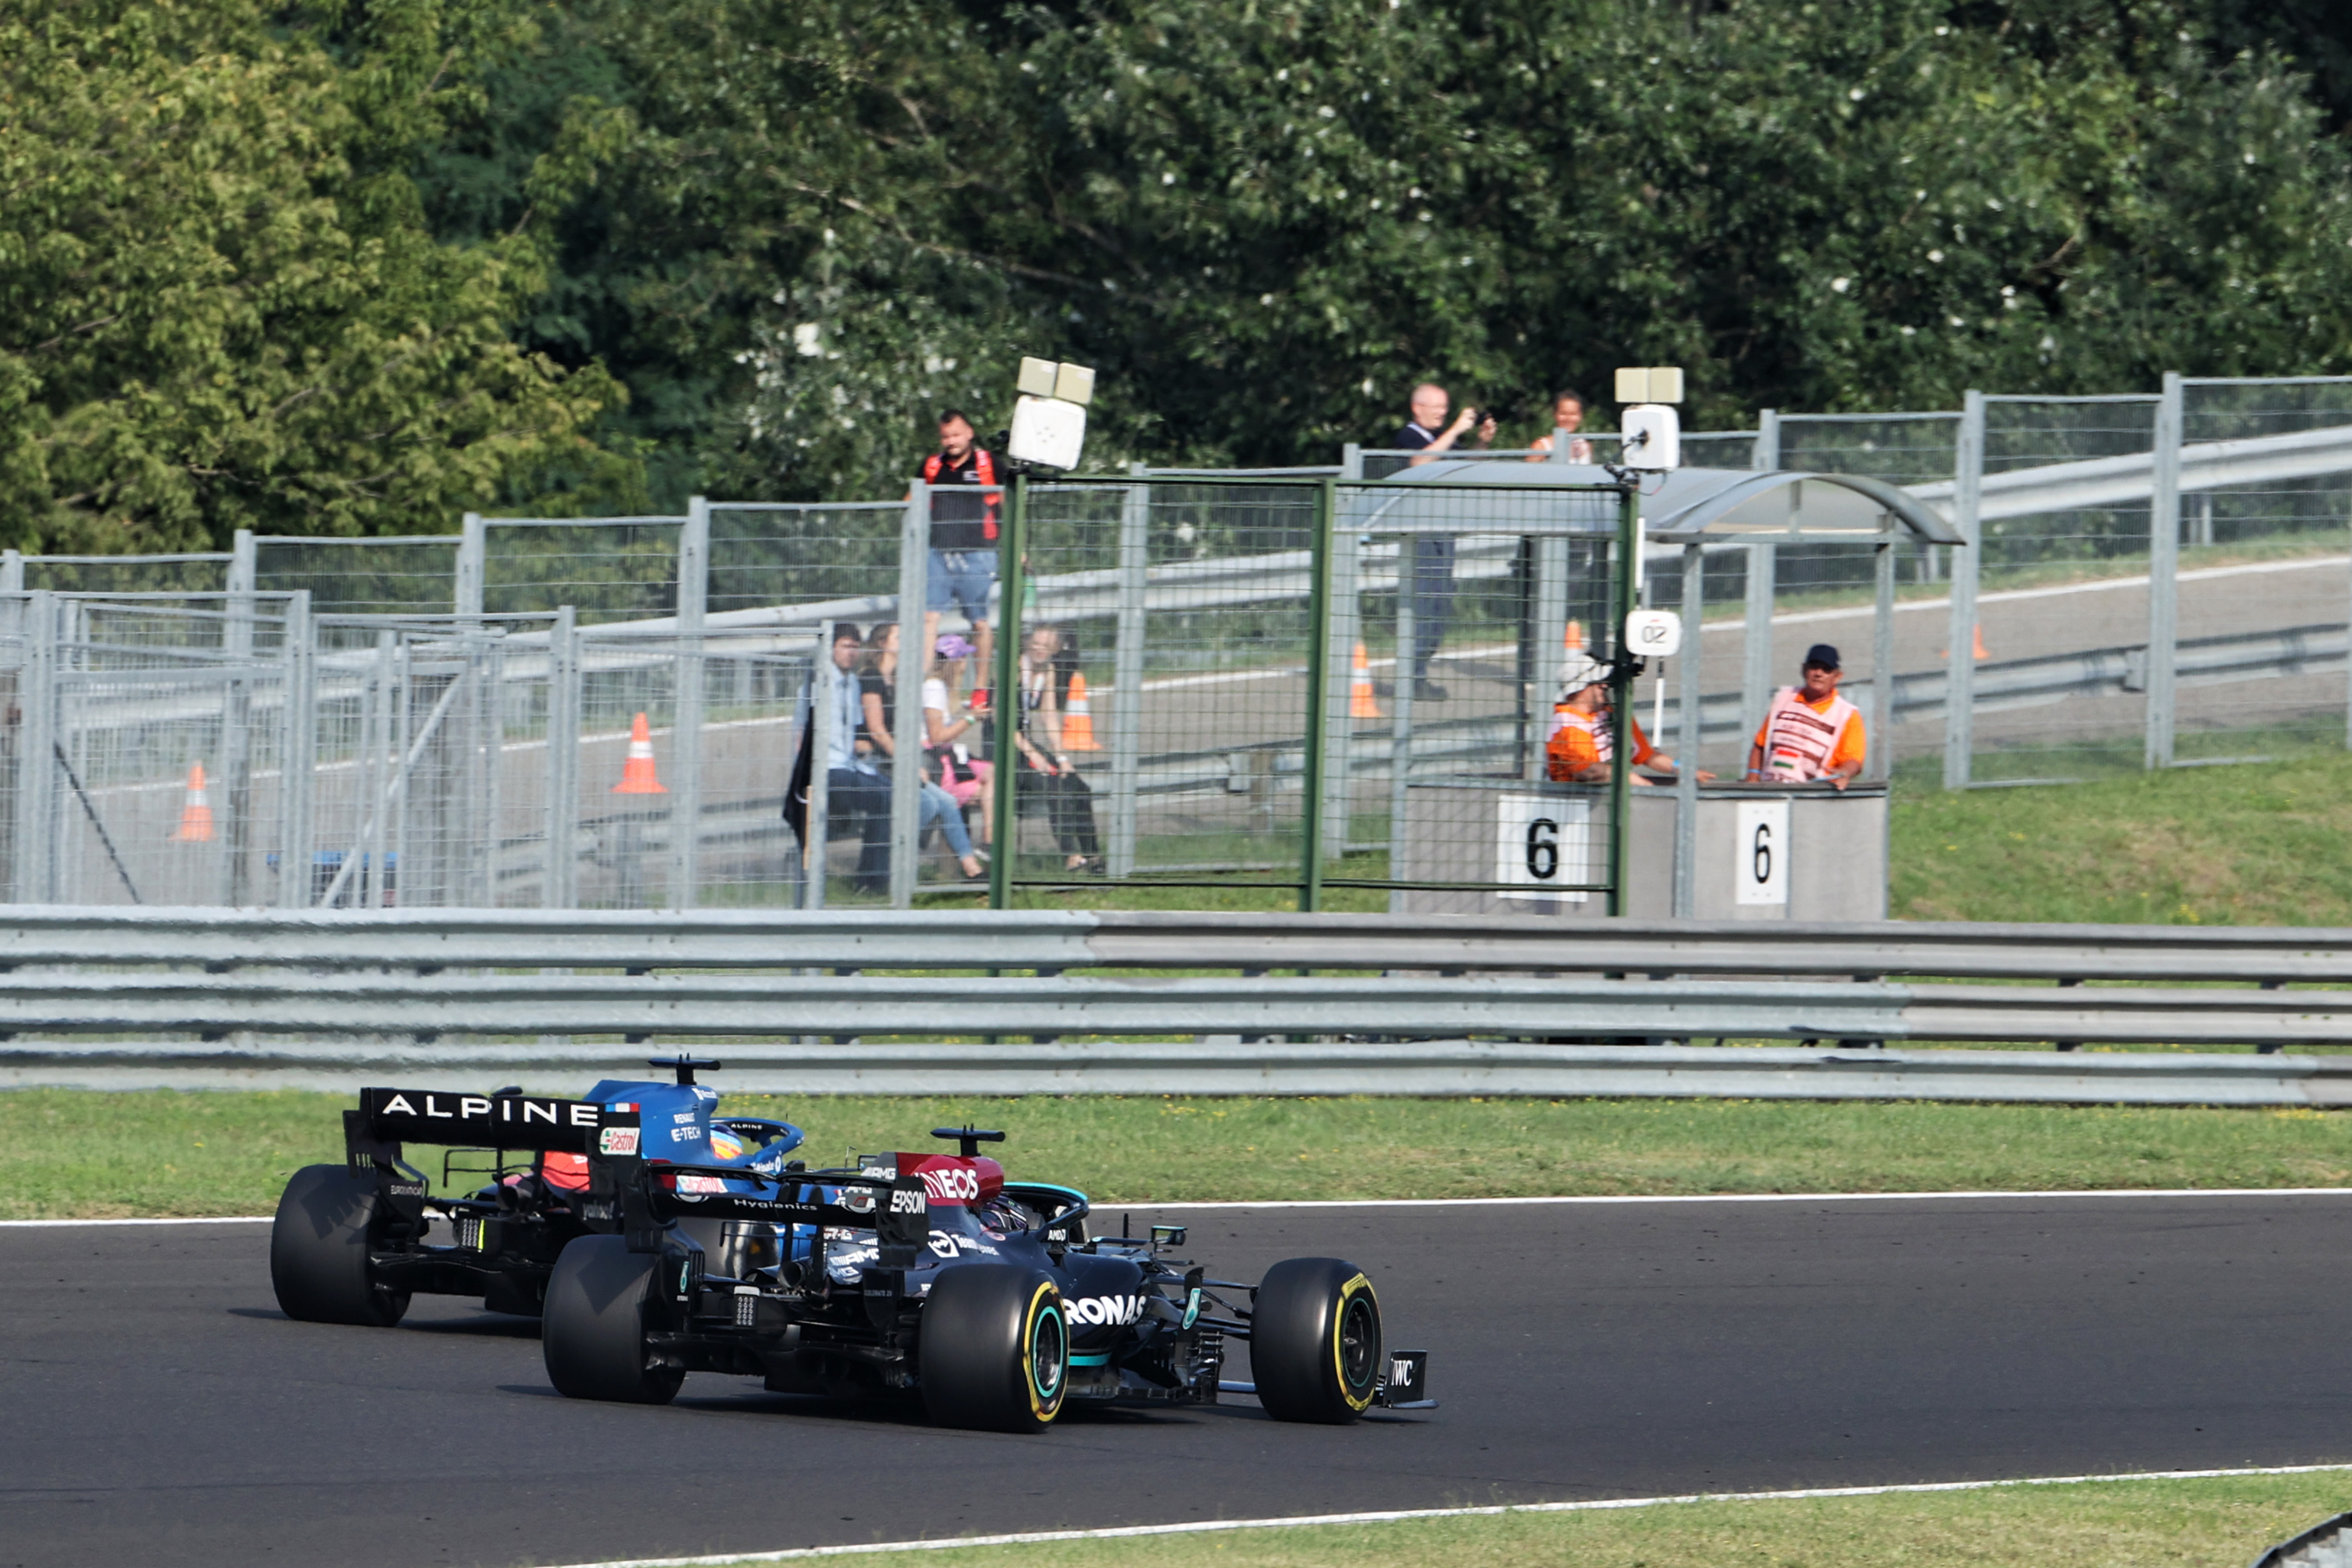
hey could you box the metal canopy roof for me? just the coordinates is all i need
[1371,460,1964,546]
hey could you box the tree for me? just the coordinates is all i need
[0,0,621,552]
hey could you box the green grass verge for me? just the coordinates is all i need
[11,1089,2352,1220]
[681,1471,2352,1568]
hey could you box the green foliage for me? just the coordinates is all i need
[0,0,621,551]
[13,0,2352,538]
[470,0,2352,504]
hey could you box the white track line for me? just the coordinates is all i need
[541,1463,2352,1567]
[1105,1186,2352,1211]
[11,1186,2352,1229]
[0,1215,272,1227]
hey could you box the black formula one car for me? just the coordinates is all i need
[541,1120,1433,1432]
[270,1058,800,1325]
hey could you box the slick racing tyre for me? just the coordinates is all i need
[270,1164,410,1327]
[920,1265,1068,1433]
[1251,1256,1382,1424]
[542,1236,684,1405]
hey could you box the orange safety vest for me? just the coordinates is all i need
[922,448,999,540]
[1546,705,1660,780]
[1759,686,1860,780]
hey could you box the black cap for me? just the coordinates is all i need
[1803,643,1841,671]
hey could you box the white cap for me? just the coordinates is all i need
[1556,653,1609,702]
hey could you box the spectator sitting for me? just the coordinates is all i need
[923,633,993,851]
[1014,622,1102,875]
[856,622,986,881]
[1527,389,1595,463]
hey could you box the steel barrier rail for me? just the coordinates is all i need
[0,969,2345,1046]
[1,907,2350,984]
[9,1039,2346,1105]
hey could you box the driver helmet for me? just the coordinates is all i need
[971,1156,1006,1205]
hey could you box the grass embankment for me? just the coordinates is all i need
[11,1090,2352,1220]
[683,1472,2352,1568]
[987,740,2352,920]
[1892,747,2352,925]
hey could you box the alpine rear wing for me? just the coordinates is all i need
[344,1087,610,1172]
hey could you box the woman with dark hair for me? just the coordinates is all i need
[853,621,985,881]
[1013,623,1102,875]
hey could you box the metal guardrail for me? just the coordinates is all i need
[0,906,2347,982]
[13,1037,2347,1105]
[2,909,2349,1102]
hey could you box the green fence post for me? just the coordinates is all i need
[1607,481,1640,918]
[988,472,1030,911]
[1299,475,1337,912]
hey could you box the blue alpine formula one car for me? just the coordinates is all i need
[540,1116,1432,1432]
[270,1057,795,1325]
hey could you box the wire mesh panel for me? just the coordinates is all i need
[485,518,682,625]
[707,502,904,622]
[2175,377,2352,764]
[684,630,813,909]
[1000,479,1314,890]
[567,627,682,907]
[31,600,292,907]
[1772,414,1962,777]
[20,555,232,599]
[1967,396,2160,783]
[298,619,534,909]
[255,537,460,617]
[1338,477,1628,909]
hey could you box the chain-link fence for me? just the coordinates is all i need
[7,376,2352,910]
[2173,376,2352,766]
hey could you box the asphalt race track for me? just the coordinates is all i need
[8,1192,2352,1568]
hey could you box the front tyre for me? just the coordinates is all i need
[270,1165,409,1327]
[541,1236,684,1405]
[1251,1257,1382,1423]
[920,1265,1068,1432]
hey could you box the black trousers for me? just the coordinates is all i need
[1410,536,1455,681]
[826,766,892,886]
[1019,767,1100,858]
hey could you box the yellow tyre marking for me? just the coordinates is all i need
[1334,1272,1377,1413]
[1023,1279,1065,1423]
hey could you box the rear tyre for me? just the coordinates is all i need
[1250,1257,1382,1423]
[920,1265,1068,1432]
[541,1236,684,1404]
[270,1165,410,1327]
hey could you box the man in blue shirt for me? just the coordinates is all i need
[813,623,892,894]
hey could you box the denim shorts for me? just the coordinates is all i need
[926,549,996,619]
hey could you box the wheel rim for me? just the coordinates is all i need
[1030,1307,1068,1401]
[1336,1292,1377,1393]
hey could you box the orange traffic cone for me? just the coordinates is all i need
[612,712,667,794]
[1349,642,1382,719]
[1061,671,1102,751]
[1972,622,1990,661]
[1563,619,1586,653]
[174,763,215,842]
